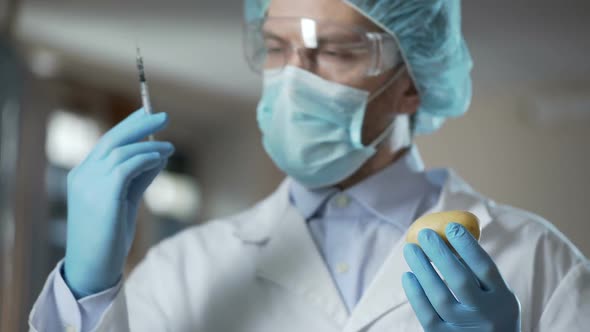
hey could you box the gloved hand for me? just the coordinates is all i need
[402,223,521,332]
[64,109,174,298]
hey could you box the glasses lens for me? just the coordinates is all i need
[245,18,381,84]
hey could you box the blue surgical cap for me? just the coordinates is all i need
[244,0,474,135]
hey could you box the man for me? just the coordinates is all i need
[30,0,590,331]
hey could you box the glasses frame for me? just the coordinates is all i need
[243,17,402,78]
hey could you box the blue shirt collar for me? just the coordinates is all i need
[289,146,440,228]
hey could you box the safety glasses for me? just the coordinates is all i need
[244,17,402,84]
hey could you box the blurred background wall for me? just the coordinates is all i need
[0,0,588,330]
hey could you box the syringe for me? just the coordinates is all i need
[136,47,155,141]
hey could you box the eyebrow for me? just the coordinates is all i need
[261,29,283,40]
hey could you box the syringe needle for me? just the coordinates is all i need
[136,47,155,141]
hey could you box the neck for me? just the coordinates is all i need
[337,146,410,190]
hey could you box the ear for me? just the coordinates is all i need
[398,72,420,115]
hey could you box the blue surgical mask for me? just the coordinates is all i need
[257,66,406,189]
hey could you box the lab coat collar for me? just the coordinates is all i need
[422,168,493,228]
[234,169,494,331]
[232,179,291,244]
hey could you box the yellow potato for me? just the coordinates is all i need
[406,210,481,248]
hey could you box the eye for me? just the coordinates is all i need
[270,46,289,53]
[264,38,287,54]
[321,50,340,56]
[319,49,355,60]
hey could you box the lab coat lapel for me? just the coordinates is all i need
[343,170,494,332]
[254,183,349,326]
[343,234,409,332]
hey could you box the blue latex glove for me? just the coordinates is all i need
[64,109,174,298]
[402,223,521,332]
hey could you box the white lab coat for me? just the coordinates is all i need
[30,170,590,332]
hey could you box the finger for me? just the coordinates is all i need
[125,159,168,248]
[418,229,482,305]
[403,244,459,320]
[127,158,168,204]
[92,111,168,159]
[86,109,145,159]
[446,223,504,290]
[111,152,162,199]
[104,141,174,169]
[402,272,444,330]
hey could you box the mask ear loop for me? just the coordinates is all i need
[368,64,406,103]
[367,112,412,153]
[350,65,406,149]
[367,115,398,149]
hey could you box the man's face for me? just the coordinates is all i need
[267,0,420,145]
